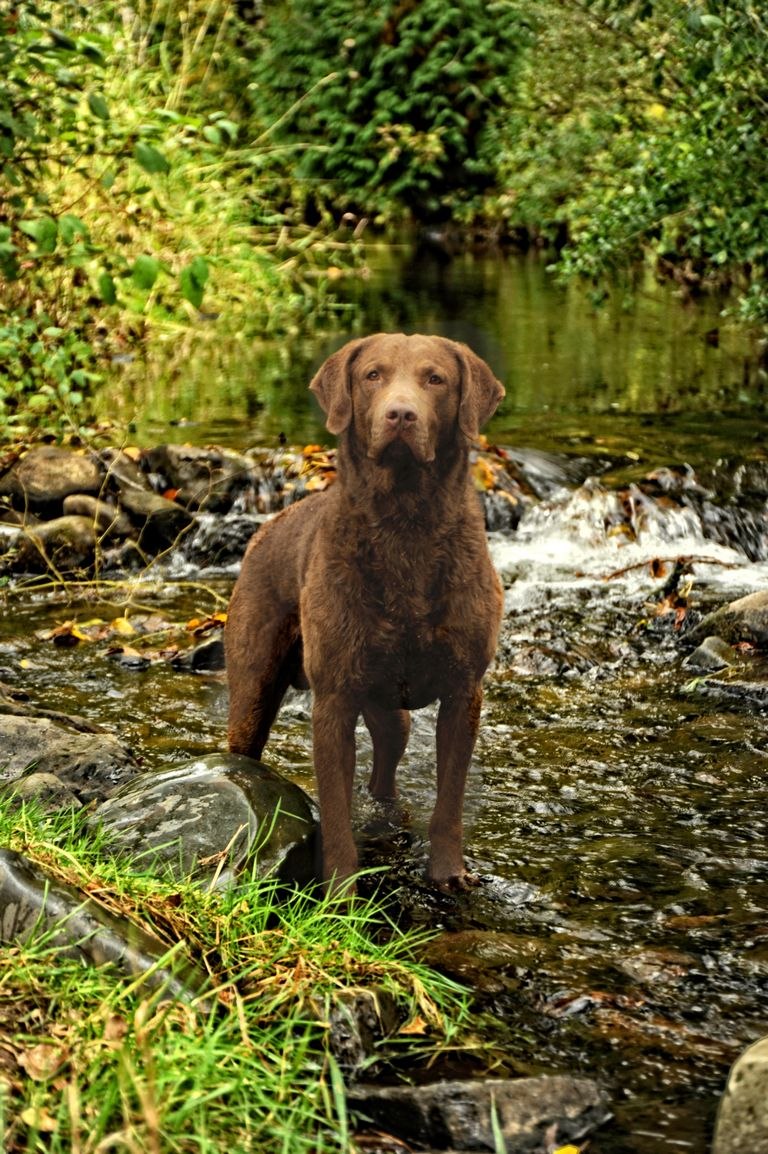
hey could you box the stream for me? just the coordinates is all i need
[5,246,768,1152]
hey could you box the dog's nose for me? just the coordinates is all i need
[385,403,418,428]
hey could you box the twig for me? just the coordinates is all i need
[603,555,743,582]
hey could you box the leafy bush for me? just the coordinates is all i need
[498,0,768,322]
[0,1,360,437]
[250,0,528,222]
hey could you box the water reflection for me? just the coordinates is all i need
[97,246,767,463]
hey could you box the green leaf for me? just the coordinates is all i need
[180,256,209,309]
[202,125,222,146]
[18,217,58,254]
[132,254,161,290]
[88,92,110,121]
[59,214,89,245]
[98,272,117,305]
[48,29,77,51]
[134,141,170,175]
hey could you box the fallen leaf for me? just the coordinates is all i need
[398,1015,428,1035]
[186,612,227,635]
[306,474,330,492]
[111,616,137,637]
[104,1015,129,1048]
[19,1041,69,1081]
[21,1106,58,1132]
[472,457,497,492]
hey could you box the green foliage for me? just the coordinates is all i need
[251,0,527,222]
[498,0,768,321]
[0,1,361,438]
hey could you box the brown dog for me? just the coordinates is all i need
[225,333,504,888]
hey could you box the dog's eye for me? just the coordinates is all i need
[365,370,380,381]
[427,373,444,385]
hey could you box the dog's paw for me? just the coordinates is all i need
[428,862,482,893]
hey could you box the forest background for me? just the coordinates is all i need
[1,0,766,436]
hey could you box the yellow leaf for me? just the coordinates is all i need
[305,474,330,492]
[21,1106,58,1132]
[111,617,136,637]
[472,457,497,492]
[398,1015,428,1035]
[553,1146,581,1154]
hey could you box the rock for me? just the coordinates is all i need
[698,677,768,709]
[423,930,543,995]
[141,444,253,511]
[10,771,82,810]
[326,989,400,1078]
[713,1036,768,1154]
[683,635,736,671]
[686,591,768,649]
[0,708,138,802]
[62,494,133,538]
[91,753,318,886]
[99,447,153,494]
[0,446,103,516]
[118,487,195,553]
[347,1076,611,1153]
[12,515,98,574]
[171,636,226,672]
[0,848,207,1005]
[184,513,264,568]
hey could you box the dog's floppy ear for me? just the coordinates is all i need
[309,338,367,435]
[451,340,505,439]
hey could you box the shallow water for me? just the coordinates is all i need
[9,248,768,1151]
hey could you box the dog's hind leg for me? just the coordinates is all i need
[226,610,301,760]
[363,703,410,799]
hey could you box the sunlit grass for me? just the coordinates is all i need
[0,798,470,1153]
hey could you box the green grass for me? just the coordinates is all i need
[0,799,470,1153]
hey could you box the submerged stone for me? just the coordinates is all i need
[92,753,317,886]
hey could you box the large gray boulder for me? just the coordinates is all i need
[91,753,317,886]
[141,444,252,511]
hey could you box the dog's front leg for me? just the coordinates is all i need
[312,692,359,889]
[429,683,483,887]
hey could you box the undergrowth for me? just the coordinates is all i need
[0,797,471,1153]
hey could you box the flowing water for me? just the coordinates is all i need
[8,247,768,1151]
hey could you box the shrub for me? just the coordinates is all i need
[250,0,528,223]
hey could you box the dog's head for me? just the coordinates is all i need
[310,333,504,465]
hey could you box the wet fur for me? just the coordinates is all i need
[225,333,504,887]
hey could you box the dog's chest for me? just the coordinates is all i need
[355,595,459,709]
